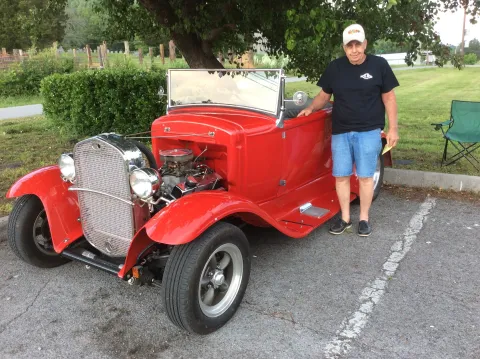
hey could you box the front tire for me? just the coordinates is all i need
[162,222,251,334]
[8,195,69,268]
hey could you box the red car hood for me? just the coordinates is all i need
[151,107,276,137]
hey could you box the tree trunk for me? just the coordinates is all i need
[172,33,223,69]
[137,0,224,69]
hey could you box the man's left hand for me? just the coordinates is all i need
[386,128,399,148]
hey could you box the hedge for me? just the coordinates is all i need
[41,69,167,137]
[0,52,74,97]
[464,53,478,65]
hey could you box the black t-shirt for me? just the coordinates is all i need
[317,54,399,135]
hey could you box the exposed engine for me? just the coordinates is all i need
[158,148,222,200]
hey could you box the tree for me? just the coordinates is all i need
[0,0,67,51]
[0,1,24,50]
[469,38,480,50]
[97,0,480,79]
[62,0,109,49]
[373,39,409,55]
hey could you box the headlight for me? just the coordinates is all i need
[130,168,160,200]
[59,153,75,181]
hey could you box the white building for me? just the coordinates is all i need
[377,52,434,66]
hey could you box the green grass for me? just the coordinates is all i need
[0,116,74,216]
[0,95,43,108]
[286,67,480,176]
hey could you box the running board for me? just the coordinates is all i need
[299,203,329,218]
[61,247,122,276]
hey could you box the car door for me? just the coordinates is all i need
[277,109,332,197]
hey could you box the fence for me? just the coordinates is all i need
[0,48,30,70]
[0,41,180,71]
[0,41,262,71]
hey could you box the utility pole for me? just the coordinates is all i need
[461,1,467,55]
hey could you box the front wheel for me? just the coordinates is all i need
[162,222,251,334]
[8,195,69,268]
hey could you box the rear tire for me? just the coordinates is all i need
[162,222,250,334]
[372,152,385,202]
[8,195,69,268]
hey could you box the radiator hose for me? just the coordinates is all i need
[133,140,158,170]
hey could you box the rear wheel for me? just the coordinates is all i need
[8,195,69,268]
[352,152,385,204]
[372,152,385,201]
[162,222,251,334]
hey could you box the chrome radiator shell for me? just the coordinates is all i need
[72,134,145,258]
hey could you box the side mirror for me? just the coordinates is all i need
[158,86,167,98]
[292,91,307,106]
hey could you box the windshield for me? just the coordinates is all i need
[168,69,282,115]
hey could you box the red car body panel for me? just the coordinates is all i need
[6,166,83,252]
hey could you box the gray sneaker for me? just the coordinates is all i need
[358,220,372,237]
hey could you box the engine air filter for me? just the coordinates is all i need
[160,149,194,163]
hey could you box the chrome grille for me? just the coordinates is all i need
[74,135,139,257]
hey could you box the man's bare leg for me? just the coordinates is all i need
[359,177,374,221]
[336,176,351,222]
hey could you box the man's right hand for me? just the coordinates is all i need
[297,107,313,117]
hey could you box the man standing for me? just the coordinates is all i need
[297,24,399,237]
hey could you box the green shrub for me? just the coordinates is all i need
[41,68,167,137]
[464,53,478,65]
[0,51,74,96]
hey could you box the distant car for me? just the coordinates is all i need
[6,69,392,334]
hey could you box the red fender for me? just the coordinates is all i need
[118,228,153,278]
[120,191,314,278]
[144,191,307,246]
[6,166,83,253]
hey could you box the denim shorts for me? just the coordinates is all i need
[331,128,382,178]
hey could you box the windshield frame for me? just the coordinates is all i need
[167,68,284,117]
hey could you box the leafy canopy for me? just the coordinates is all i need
[97,1,479,79]
[0,0,67,51]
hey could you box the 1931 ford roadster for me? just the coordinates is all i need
[7,69,392,334]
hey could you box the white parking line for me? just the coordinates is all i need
[324,196,436,358]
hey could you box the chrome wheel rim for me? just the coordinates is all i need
[32,210,55,255]
[373,156,382,191]
[198,243,243,318]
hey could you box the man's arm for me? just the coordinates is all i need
[381,89,399,147]
[297,90,332,117]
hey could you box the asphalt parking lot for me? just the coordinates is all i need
[0,189,479,359]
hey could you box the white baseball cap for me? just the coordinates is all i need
[343,24,366,45]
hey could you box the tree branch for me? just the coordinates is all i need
[137,0,177,27]
[206,24,236,42]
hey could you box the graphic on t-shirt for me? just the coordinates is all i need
[360,73,373,80]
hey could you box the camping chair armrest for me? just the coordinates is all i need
[431,120,452,131]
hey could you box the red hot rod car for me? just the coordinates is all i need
[7,69,391,334]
